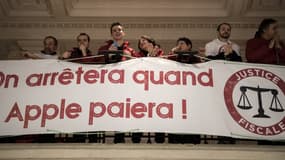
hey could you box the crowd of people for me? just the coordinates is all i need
[22,18,285,66]
[15,18,285,144]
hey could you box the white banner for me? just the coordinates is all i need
[0,58,284,140]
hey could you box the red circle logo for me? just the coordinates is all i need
[224,68,285,136]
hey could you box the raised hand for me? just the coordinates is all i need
[108,44,118,51]
[79,44,87,56]
[223,44,233,56]
[62,51,71,58]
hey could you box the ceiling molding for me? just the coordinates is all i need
[49,0,67,17]
[243,0,285,17]
[0,0,284,19]
[0,0,52,17]
[64,0,230,17]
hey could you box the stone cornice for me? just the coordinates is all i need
[0,22,283,29]
[1,16,284,29]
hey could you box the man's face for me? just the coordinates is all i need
[77,35,89,48]
[218,24,231,39]
[44,38,57,52]
[111,25,125,41]
[264,23,278,40]
[177,41,191,51]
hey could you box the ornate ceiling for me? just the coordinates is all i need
[0,0,284,18]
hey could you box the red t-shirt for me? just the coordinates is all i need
[98,40,136,61]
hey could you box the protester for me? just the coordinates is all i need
[135,35,164,57]
[246,18,285,65]
[205,22,242,144]
[22,36,58,59]
[168,37,201,64]
[205,23,242,62]
[61,33,94,63]
[98,22,136,61]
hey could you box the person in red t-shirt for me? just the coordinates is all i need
[61,33,94,63]
[135,35,164,57]
[246,18,285,65]
[98,22,136,61]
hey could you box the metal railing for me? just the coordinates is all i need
[1,132,284,145]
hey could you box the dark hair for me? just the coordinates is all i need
[138,35,156,54]
[255,18,277,38]
[217,23,231,31]
[177,37,192,49]
[43,36,58,46]
[110,22,123,34]
[77,33,90,42]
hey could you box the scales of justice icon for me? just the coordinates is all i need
[237,85,284,118]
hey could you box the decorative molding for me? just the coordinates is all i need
[243,0,285,17]
[0,0,52,17]
[0,22,270,29]
[0,0,285,18]
[49,0,67,17]
[64,0,230,17]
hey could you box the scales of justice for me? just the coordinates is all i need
[237,85,284,118]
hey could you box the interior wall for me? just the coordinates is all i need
[0,0,285,61]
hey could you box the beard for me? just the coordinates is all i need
[44,48,55,53]
[220,33,230,39]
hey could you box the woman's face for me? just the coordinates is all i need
[77,35,89,48]
[139,38,153,50]
[264,23,278,39]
